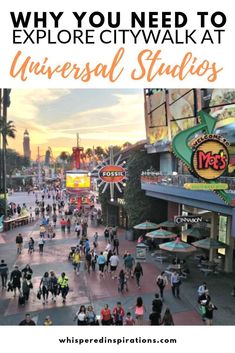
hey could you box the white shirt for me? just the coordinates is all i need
[105,243,112,251]
[110,255,119,267]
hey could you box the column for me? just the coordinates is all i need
[224,216,234,273]
[209,213,219,261]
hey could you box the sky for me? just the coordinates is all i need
[7,89,146,160]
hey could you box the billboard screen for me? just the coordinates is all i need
[66,173,91,189]
[169,89,196,138]
[146,91,168,144]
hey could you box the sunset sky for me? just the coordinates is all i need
[7,89,146,160]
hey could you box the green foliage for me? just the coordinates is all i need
[4,149,30,175]
[123,150,167,228]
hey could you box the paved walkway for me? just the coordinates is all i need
[0,193,235,325]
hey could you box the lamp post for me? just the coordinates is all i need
[2,89,11,217]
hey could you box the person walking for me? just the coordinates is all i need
[86,305,98,325]
[97,252,106,276]
[134,297,146,325]
[19,314,36,326]
[204,301,218,325]
[124,312,135,325]
[38,238,45,254]
[113,236,120,255]
[16,233,23,254]
[101,304,113,325]
[156,271,168,300]
[72,249,81,275]
[22,264,33,279]
[133,262,143,289]
[109,252,119,279]
[118,269,128,293]
[170,271,181,298]
[112,302,125,325]
[44,316,53,326]
[149,310,161,325]
[75,222,82,238]
[57,272,69,304]
[104,227,109,242]
[49,271,58,302]
[66,218,71,233]
[152,293,163,317]
[85,251,92,274]
[40,272,50,304]
[161,308,174,325]
[0,259,8,289]
[28,237,35,254]
[10,265,22,297]
[74,305,87,325]
[47,224,54,239]
[124,252,135,278]
[22,277,33,301]
[52,213,57,228]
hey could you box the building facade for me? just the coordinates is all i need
[141,89,235,272]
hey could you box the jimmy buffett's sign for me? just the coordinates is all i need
[172,111,233,206]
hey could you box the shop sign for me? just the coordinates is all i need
[99,165,126,183]
[191,135,229,181]
[172,111,233,206]
[174,215,203,224]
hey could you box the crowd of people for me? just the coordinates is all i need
[0,186,219,326]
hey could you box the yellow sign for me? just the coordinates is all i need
[184,183,228,190]
[192,138,229,180]
[66,173,91,189]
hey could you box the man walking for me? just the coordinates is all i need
[170,271,181,298]
[0,259,8,288]
[16,233,23,254]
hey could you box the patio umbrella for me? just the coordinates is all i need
[145,229,177,239]
[192,238,226,249]
[133,221,158,230]
[182,228,208,239]
[157,220,179,228]
[159,237,197,253]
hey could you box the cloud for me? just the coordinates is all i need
[7,90,145,158]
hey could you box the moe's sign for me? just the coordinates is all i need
[191,134,229,181]
[99,165,126,183]
[172,111,233,206]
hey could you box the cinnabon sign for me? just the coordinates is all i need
[99,165,126,183]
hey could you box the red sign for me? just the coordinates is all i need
[99,165,126,183]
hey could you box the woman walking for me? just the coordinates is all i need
[40,272,50,304]
[161,308,174,325]
[49,271,58,302]
[156,271,168,300]
[101,304,113,325]
[86,305,98,325]
[204,301,217,325]
[133,262,143,289]
[22,277,33,301]
[74,305,87,325]
[134,297,146,325]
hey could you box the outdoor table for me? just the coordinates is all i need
[200,268,214,276]
[3,215,29,231]
[167,264,184,271]
[155,255,168,264]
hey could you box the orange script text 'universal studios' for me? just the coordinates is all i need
[10,47,222,82]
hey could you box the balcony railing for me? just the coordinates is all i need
[141,172,235,192]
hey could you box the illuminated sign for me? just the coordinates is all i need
[99,165,126,183]
[172,111,233,206]
[184,183,228,190]
[191,136,229,181]
[174,215,202,224]
[66,173,91,189]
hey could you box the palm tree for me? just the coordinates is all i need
[0,118,16,144]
